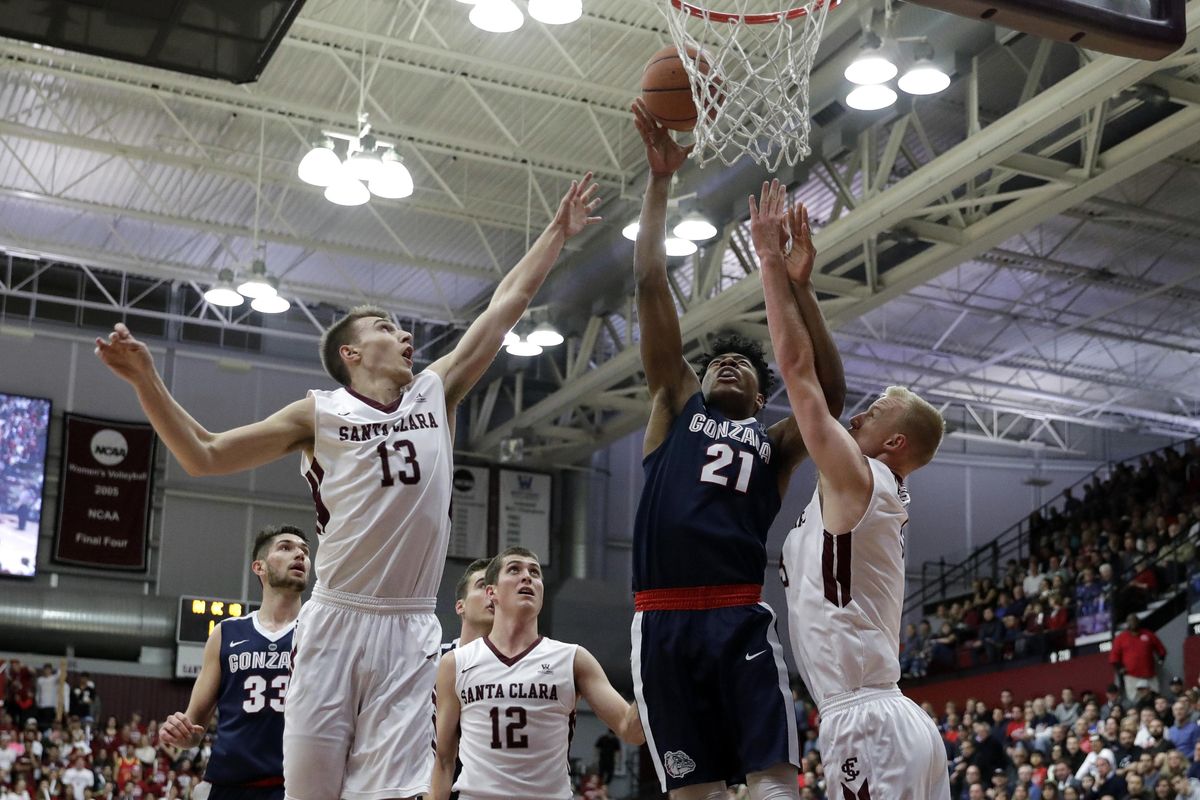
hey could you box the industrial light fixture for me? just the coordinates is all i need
[673,213,718,242]
[898,60,950,95]
[505,339,543,357]
[470,0,524,32]
[204,269,245,307]
[251,281,291,314]
[664,237,699,257]
[844,33,897,86]
[324,161,372,206]
[526,321,564,347]
[846,84,898,111]
[504,330,520,347]
[622,220,640,241]
[297,138,341,187]
[368,150,415,199]
[528,0,582,25]
[237,259,276,299]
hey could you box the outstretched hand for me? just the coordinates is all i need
[632,98,693,177]
[94,322,157,385]
[748,180,816,285]
[551,171,602,240]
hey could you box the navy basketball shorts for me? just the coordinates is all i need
[206,785,284,800]
[631,594,798,791]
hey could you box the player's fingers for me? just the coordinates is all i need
[190,724,204,734]
[748,194,759,218]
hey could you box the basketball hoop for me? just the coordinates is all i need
[661,0,839,170]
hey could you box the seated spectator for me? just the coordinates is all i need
[1168,699,1200,757]
[900,622,927,678]
[930,622,959,672]
[1057,689,1083,727]
[973,607,1005,664]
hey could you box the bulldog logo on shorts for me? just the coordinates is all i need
[663,751,696,779]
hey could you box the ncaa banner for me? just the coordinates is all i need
[53,414,156,570]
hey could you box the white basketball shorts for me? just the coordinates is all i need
[283,586,441,800]
[818,687,950,800]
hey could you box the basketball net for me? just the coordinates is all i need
[661,0,835,170]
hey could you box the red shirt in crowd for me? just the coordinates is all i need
[1109,626,1166,678]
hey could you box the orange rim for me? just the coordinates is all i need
[669,0,840,24]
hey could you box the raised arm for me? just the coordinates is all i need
[95,323,314,476]
[573,647,645,746]
[751,182,870,533]
[429,173,601,409]
[631,100,700,427]
[158,624,221,750]
[430,653,461,800]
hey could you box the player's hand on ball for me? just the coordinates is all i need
[159,712,203,748]
[631,99,692,177]
[94,323,156,384]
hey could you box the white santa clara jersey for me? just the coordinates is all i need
[780,457,909,708]
[301,369,452,598]
[453,636,578,800]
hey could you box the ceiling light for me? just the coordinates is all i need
[251,289,291,314]
[368,151,414,199]
[528,0,582,25]
[673,213,718,242]
[345,137,384,183]
[505,339,543,357]
[504,330,519,347]
[898,61,951,95]
[297,139,341,187]
[844,35,898,85]
[846,84,898,111]
[324,164,371,206]
[526,321,564,347]
[203,268,244,307]
[237,259,277,299]
[470,0,524,32]
[622,221,640,241]
[664,237,699,257]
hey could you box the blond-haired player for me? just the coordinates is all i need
[431,548,644,800]
[750,180,950,800]
[95,174,602,800]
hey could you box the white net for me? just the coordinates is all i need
[661,0,834,170]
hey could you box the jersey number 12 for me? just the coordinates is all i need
[489,706,529,749]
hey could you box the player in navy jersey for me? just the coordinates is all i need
[159,526,310,800]
[629,101,845,799]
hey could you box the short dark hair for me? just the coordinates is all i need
[252,525,308,560]
[455,558,492,602]
[693,332,775,396]
[484,546,540,587]
[319,305,390,386]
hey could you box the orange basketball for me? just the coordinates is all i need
[641,46,721,132]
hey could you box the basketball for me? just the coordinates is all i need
[641,45,721,132]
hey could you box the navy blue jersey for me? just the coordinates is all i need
[633,392,782,591]
[204,613,294,787]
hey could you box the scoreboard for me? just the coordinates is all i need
[176,595,259,644]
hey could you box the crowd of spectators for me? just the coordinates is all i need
[0,663,213,800]
[788,677,1200,799]
[900,441,1200,679]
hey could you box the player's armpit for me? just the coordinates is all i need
[573,648,645,746]
[430,655,461,800]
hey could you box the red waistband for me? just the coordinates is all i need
[239,777,284,788]
[634,584,762,611]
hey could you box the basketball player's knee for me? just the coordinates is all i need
[747,762,799,800]
[669,782,729,800]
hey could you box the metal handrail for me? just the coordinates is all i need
[903,435,1199,618]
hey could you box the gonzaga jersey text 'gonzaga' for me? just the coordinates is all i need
[781,458,909,707]
[301,370,453,598]
[634,392,781,591]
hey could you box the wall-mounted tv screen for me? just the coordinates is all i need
[0,392,51,577]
